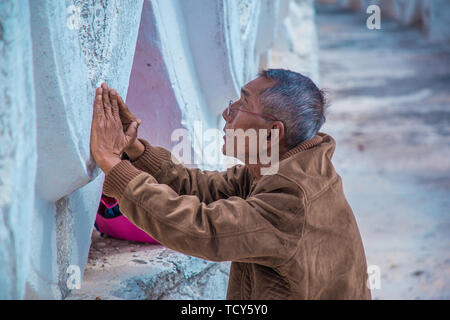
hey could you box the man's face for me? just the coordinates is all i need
[221,76,277,162]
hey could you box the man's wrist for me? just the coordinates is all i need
[97,156,122,175]
[124,139,145,161]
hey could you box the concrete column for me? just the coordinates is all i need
[271,0,320,85]
[0,0,36,300]
[422,0,450,43]
[379,0,422,25]
[24,0,143,299]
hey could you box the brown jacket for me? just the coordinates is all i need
[103,132,371,300]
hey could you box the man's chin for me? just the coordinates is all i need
[222,143,234,158]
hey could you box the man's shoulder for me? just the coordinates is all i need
[275,133,339,199]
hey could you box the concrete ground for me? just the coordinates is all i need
[314,3,450,299]
[68,231,230,300]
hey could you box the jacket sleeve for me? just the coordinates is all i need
[123,138,254,202]
[102,160,305,268]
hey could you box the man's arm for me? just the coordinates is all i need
[102,161,304,267]
[98,86,252,202]
[123,138,254,203]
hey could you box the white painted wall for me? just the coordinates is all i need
[0,0,36,300]
[0,0,143,299]
[25,0,143,299]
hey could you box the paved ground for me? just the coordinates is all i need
[69,231,230,299]
[315,3,450,299]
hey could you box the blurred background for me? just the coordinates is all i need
[312,0,450,299]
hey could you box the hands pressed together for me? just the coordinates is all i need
[90,83,145,174]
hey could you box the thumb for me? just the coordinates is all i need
[125,121,138,139]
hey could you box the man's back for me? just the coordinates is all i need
[227,132,371,299]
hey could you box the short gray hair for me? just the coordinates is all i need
[259,69,327,149]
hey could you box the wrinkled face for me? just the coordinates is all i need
[221,76,278,163]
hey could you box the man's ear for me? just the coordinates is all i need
[268,121,284,139]
[266,121,285,149]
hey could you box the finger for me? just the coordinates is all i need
[101,83,113,118]
[117,94,132,118]
[117,94,136,124]
[93,90,104,120]
[109,89,120,120]
[125,121,138,141]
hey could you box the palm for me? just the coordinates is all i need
[90,85,139,161]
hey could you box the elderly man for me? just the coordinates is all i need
[90,69,371,300]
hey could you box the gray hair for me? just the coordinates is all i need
[258,69,327,149]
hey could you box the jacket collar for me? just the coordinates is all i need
[279,133,324,162]
[249,132,327,184]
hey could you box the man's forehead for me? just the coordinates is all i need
[243,76,275,95]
